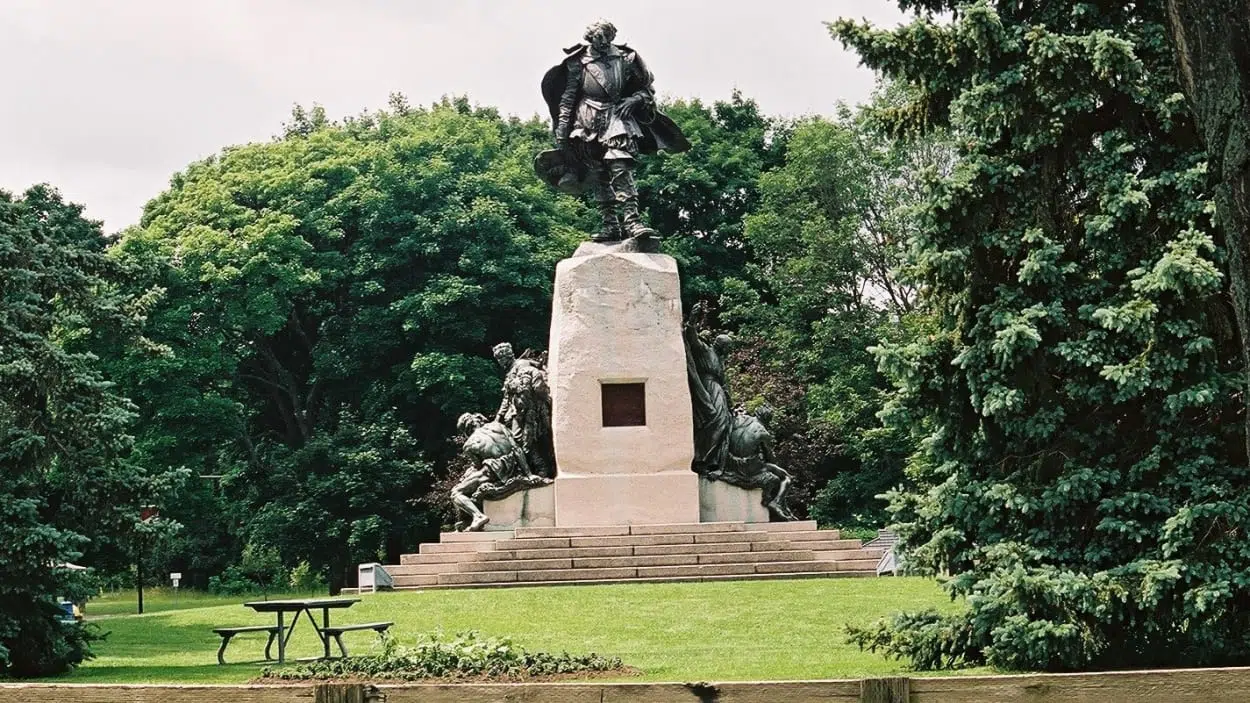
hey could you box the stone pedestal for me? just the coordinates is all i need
[548,247,698,526]
[699,477,771,524]
[483,485,555,531]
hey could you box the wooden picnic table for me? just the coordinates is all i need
[242,597,363,664]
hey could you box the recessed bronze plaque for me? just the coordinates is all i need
[601,382,646,427]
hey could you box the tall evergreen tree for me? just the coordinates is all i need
[0,186,158,676]
[834,1,1250,670]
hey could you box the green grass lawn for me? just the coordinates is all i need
[88,589,312,618]
[59,578,980,684]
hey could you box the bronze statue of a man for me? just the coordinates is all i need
[451,412,551,532]
[493,342,555,478]
[722,405,798,522]
[537,20,690,243]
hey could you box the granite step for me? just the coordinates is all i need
[816,548,885,561]
[391,573,439,587]
[438,548,823,574]
[697,549,816,564]
[419,569,876,591]
[831,558,881,571]
[400,538,867,566]
[757,520,820,532]
[440,530,514,543]
[434,559,847,586]
[399,551,483,565]
[513,521,749,539]
[486,532,763,551]
[773,532,860,544]
[754,560,840,574]
[476,539,798,561]
[473,545,635,561]
[457,557,574,572]
[384,523,876,590]
[387,563,458,576]
[557,550,817,570]
[418,542,498,554]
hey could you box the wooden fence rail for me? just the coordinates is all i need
[5,666,1250,702]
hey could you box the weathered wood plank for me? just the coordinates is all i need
[910,667,1250,703]
[6,668,1250,702]
[861,677,909,703]
[314,683,385,703]
[380,680,862,703]
[0,684,313,703]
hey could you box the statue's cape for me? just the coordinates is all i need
[540,43,691,155]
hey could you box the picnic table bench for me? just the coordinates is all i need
[212,597,393,664]
[212,625,281,665]
[321,622,394,657]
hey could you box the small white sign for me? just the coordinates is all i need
[170,572,182,588]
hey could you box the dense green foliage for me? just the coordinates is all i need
[724,98,945,525]
[0,186,162,676]
[835,0,1250,671]
[641,92,789,301]
[262,630,627,681]
[107,98,584,591]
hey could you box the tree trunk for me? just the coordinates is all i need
[1166,0,1250,462]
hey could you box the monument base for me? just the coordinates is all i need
[555,472,699,527]
[483,485,555,532]
[699,477,771,524]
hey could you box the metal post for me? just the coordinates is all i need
[136,534,144,615]
[276,610,286,664]
[323,607,331,659]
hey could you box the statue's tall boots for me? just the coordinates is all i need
[608,160,657,238]
[590,168,621,242]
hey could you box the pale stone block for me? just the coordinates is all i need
[756,561,838,574]
[520,567,636,582]
[439,571,517,585]
[513,525,631,539]
[567,533,694,548]
[556,473,700,528]
[441,530,510,542]
[482,485,555,532]
[572,554,691,569]
[633,542,751,556]
[694,531,769,544]
[548,251,698,526]
[699,477,772,524]
[492,537,570,551]
[457,558,571,573]
[628,521,744,535]
[759,520,819,532]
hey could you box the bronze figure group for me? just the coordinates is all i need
[685,303,797,521]
[450,343,555,532]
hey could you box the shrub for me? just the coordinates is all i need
[289,561,326,595]
[207,566,260,596]
[261,630,628,681]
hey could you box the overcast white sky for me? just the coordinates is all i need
[1,1,908,233]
